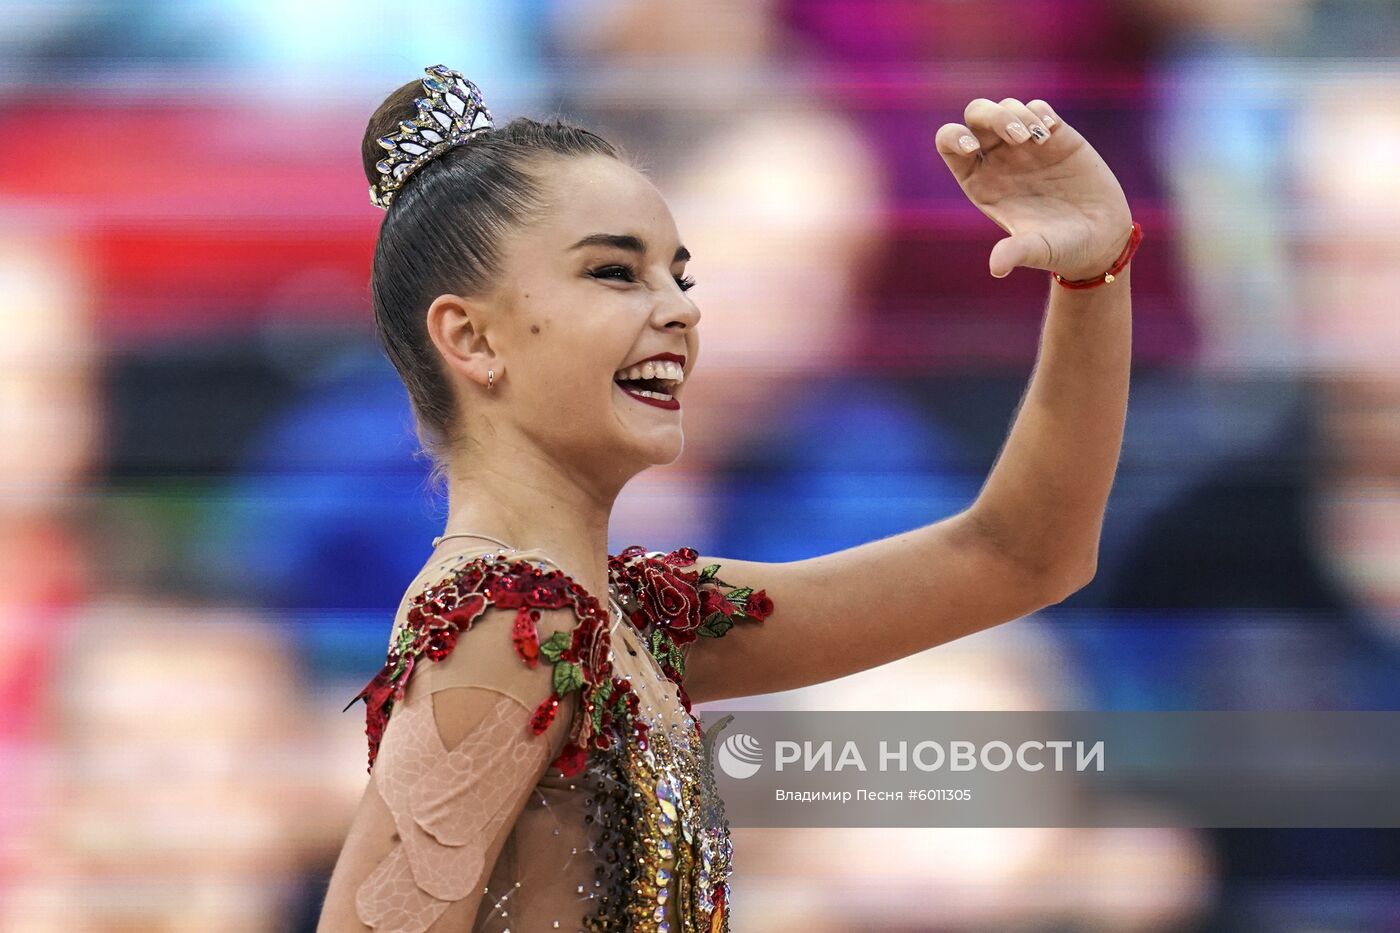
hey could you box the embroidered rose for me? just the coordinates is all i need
[640,563,702,631]
[700,586,735,618]
[744,588,774,622]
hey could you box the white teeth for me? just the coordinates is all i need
[613,359,684,385]
[625,388,673,401]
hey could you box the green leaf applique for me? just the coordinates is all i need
[698,611,735,638]
[539,630,571,663]
[553,660,584,696]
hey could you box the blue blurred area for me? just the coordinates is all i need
[201,347,444,614]
[706,375,981,561]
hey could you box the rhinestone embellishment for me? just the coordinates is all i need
[369,64,494,209]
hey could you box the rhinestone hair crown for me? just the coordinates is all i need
[369,64,494,210]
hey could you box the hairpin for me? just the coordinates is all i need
[369,64,494,210]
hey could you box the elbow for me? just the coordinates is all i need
[1018,549,1096,607]
[1046,556,1097,603]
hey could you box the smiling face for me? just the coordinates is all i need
[429,154,702,488]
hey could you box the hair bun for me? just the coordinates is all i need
[360,65,494,210]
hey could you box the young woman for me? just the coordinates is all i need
[319,65,1138,933]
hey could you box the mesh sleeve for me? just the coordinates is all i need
[354,606,581,932]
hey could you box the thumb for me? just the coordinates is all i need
[989,232,1050,278]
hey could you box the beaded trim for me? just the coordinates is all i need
[344,552,631,776]
[344,545,773,931]
[584,714,733,932]
[344,546,773,777]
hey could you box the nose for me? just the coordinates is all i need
[655,285,700,331]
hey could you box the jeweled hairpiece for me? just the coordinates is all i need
[369,64,494,210]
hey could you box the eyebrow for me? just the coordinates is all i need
[568,233,691,263]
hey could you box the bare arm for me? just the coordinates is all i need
[686,263,1130,702]
[683,98,1135,704]
[967,259,1132,582]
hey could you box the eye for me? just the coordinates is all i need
[590,264,697,293]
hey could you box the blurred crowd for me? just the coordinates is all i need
[2,1,1399,930]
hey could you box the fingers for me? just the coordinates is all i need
[935,97,1069,180]
[933,122,985,181]
[1024,99,1062,137]
[998,98,1051,145]
[972,97,1053,146]
[990,231,1053,278]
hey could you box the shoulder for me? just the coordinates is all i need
[346,551,610,776]
[608,545,772,707]
[609,545,774,643]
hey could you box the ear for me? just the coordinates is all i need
[425,293,499,390]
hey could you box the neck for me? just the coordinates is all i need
[439,437,623,602]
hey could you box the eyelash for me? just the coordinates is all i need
[590,264,697,292]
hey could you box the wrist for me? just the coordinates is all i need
[1057,225,1134,281]
[1052,221,1141,289]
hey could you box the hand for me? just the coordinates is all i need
[935,98,1133,281]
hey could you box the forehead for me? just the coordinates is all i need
[532,155,681,253]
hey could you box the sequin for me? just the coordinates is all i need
[346,545,769,931]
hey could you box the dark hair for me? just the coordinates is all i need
[361,78,624,496]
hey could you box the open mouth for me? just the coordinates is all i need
[614,375,673,400]
[613,377,680,410]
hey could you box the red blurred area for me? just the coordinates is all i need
[0,97,376,339]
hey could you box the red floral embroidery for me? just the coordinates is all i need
[512,608,542,667]
[552,740,589,776]
[344,554,647,777]
[745,589,774,621]
[639,563,703,633]
[347,546,772,775]
[607,545,770,713]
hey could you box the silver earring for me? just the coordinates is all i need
[488,369,495,390]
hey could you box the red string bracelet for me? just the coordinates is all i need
[1050,221,1143,289]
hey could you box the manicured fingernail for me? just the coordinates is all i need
[958,135,979,153]
[1029,124,1048,143]
[1007,122,1030,142]
[1042,113,1057,128]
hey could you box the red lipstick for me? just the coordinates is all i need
[622,351,686,368]
[614,351,684,411]
[616,383,681,410]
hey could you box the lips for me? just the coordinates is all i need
[615,382,680,411]
[613,350,685,411]
[622,351,686,369]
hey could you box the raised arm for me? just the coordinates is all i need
[683,98,1135,705]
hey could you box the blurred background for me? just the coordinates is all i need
[2,0,1399,930]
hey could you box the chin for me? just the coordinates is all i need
[612,386,684,456]
[636,429,685,467]
[625,424,685,469]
